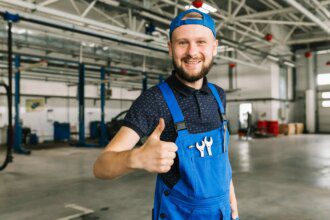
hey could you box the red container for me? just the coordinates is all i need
[257,121,268,134]
[267,121,279,137]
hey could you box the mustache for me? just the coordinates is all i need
[182,55,204,62]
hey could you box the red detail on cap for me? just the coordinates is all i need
[120,69,127,74]
[229,63,236,68]
[265,33,273,42]
[304,51,312,58]
[192,0,203,8]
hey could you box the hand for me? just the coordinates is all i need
[231,200,239,220]
[134,118,178,173]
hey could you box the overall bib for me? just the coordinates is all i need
[152,82,232,220]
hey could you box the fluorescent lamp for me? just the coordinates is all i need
[185,2,217,14]
[99,0,119,7]
[17,29,26,34]
[203,3,217,13]
[267,55,279,62]
[283,61,295,68]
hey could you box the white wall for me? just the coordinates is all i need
[0,78,140,143]
[208,57,294,133]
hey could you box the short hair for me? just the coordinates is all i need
[182,12,203,20]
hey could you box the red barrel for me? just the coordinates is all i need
[267,121,279,136]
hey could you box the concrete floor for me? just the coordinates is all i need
[1,134,330,220]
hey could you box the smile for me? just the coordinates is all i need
[184,60,202,64]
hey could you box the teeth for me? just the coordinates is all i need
[185,60,200,64]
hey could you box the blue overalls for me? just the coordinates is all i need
[152,82,232,220]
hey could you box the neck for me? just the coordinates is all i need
[175,74,204,90]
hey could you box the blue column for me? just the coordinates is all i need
[78,63,85,146]
[14,55,30,154]
[159,75,164,83]
[99,66,107,146]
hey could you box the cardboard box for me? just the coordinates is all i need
[288,123,296,135]
[295,123,304,134]
[279,124,288,135]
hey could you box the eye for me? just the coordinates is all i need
[178,41,187,45]
[197,41,206,45]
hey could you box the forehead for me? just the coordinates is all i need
[171,24,215,41]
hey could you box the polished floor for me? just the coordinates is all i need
[1,134,330,220]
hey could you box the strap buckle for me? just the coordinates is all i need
[175,121,186,132]
[221,113,227,122]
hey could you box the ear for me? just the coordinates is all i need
[168,41,173,57]
[213,39,218,56]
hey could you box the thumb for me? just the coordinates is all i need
[151,118,165,139]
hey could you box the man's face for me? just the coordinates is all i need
[168,24,218,83]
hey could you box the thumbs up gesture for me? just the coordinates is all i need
[135,118,178,173]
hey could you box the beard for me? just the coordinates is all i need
[173,55,214,83]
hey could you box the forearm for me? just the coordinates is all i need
[230,179,239,218]
[230,179,237,203]
[93,148,141,180]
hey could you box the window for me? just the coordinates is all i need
[322,101,330,107]
[322,92,330,99]
[239,103,252,128]
[317,73,330,85]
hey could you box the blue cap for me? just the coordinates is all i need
[169,9,216,38]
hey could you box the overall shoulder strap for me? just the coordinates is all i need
[158,82,188,134]
[208,83,227,120]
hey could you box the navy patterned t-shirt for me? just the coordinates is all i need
[123,71,226,188]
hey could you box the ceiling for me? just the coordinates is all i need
[0,0,329,87]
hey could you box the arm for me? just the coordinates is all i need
[93,118,178,180]
[230,179,239,219]
[93,126,141,180]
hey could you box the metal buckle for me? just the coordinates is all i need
[175,121,186,132]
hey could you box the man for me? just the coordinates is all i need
[94,8,239,220]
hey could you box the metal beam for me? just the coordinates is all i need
[81,0,97,18]
[310,0,330,19]
[70,0,81,15]
[232,0,246,17]
[286,36,330,44]
[241,19,317,26]
[284,0,330,34]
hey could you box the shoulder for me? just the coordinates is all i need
[209,83,226,99]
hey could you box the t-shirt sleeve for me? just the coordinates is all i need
[122,88,160,138]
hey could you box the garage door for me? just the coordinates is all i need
[317,73,330,133]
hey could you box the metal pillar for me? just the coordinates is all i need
[142,73,148,91]
[14,55,30,154]
[99,66,107,146]
[228,51,234,90]
[78,63,85,146]
[6,19,13,154]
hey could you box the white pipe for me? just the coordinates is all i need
[39,0,60,6]
[1,0,162,42]
[284,0,330,34]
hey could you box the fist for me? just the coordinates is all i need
[137,118,178,173]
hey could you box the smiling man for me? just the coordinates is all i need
[93,9,239,220]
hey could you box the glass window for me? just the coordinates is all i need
[322,101,330,107]
[317,73,330,85]
[322,92,330,99]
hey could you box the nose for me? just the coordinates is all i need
[186,42,198,57]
